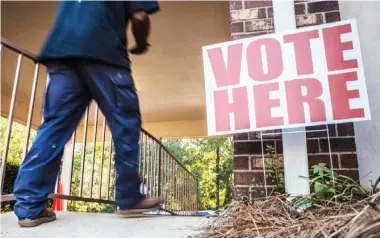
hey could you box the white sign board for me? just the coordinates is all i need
[202,19,370,136]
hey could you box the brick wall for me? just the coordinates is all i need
[230,0,359,200]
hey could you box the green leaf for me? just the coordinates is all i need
[373,176,380,190]
[312,165,320,175]
[312,163,329,176]
[314,181,325,193]
[324,187,336,193]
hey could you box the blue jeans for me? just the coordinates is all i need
[13,60,144,220]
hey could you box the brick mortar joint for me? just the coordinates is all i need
[335,168,359,171]
[298,12,339,17]
[230,21,245,25]
[233,140,276,142]
[315,136,356,138]
[231,31,273,36]
[308,152,356,156]
[230,7,268,13]
[323,10,341,14]
[305,0,338,3]
[307,137,356,139]
[321,11,326,23]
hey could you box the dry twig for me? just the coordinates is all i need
[191,192,380,238]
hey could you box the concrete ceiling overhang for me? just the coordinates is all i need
[1,1,230,138]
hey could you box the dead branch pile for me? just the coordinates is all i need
[193,192,380,238]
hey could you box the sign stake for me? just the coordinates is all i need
[273,0,310,197]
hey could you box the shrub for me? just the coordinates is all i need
[1,162,19,213]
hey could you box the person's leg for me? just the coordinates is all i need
[13,61,91,222]
[78,61,160,211]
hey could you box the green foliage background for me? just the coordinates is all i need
[0,117,117,213]
[67,142,117,213]
[163,138,233,210]
[1,118,36,212]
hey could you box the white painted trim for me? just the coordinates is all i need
[272,0,310,197]
[339,0,380,190]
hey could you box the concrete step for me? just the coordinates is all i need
[1,212,206,238]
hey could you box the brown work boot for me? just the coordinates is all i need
[18,208,56,228]
[116,198,163,216]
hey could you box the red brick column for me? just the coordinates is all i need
[230,0,359,200]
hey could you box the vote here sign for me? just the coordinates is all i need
[202,19,371,136]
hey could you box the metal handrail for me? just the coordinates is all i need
[1,37,37,61]
[1,38,198,216]
[141,128,197,181]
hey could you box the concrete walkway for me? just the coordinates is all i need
[1,212,207,238]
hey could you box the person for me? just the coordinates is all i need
[13,1,162,227]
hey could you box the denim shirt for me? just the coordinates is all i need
[38,1,159,69]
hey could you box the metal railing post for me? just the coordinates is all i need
[158,146,162,198]
[22,63,40,161]
[68,130,76,196]
[98,118,107,199]
[0,54,23,194]
[89,105,99,198]
[79,107,89,197]
[196,178,199,214]
[106,139,113,200]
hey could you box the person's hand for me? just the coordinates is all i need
[129,11,151,55]
[132,11,147,21]
[129,42,151,55]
